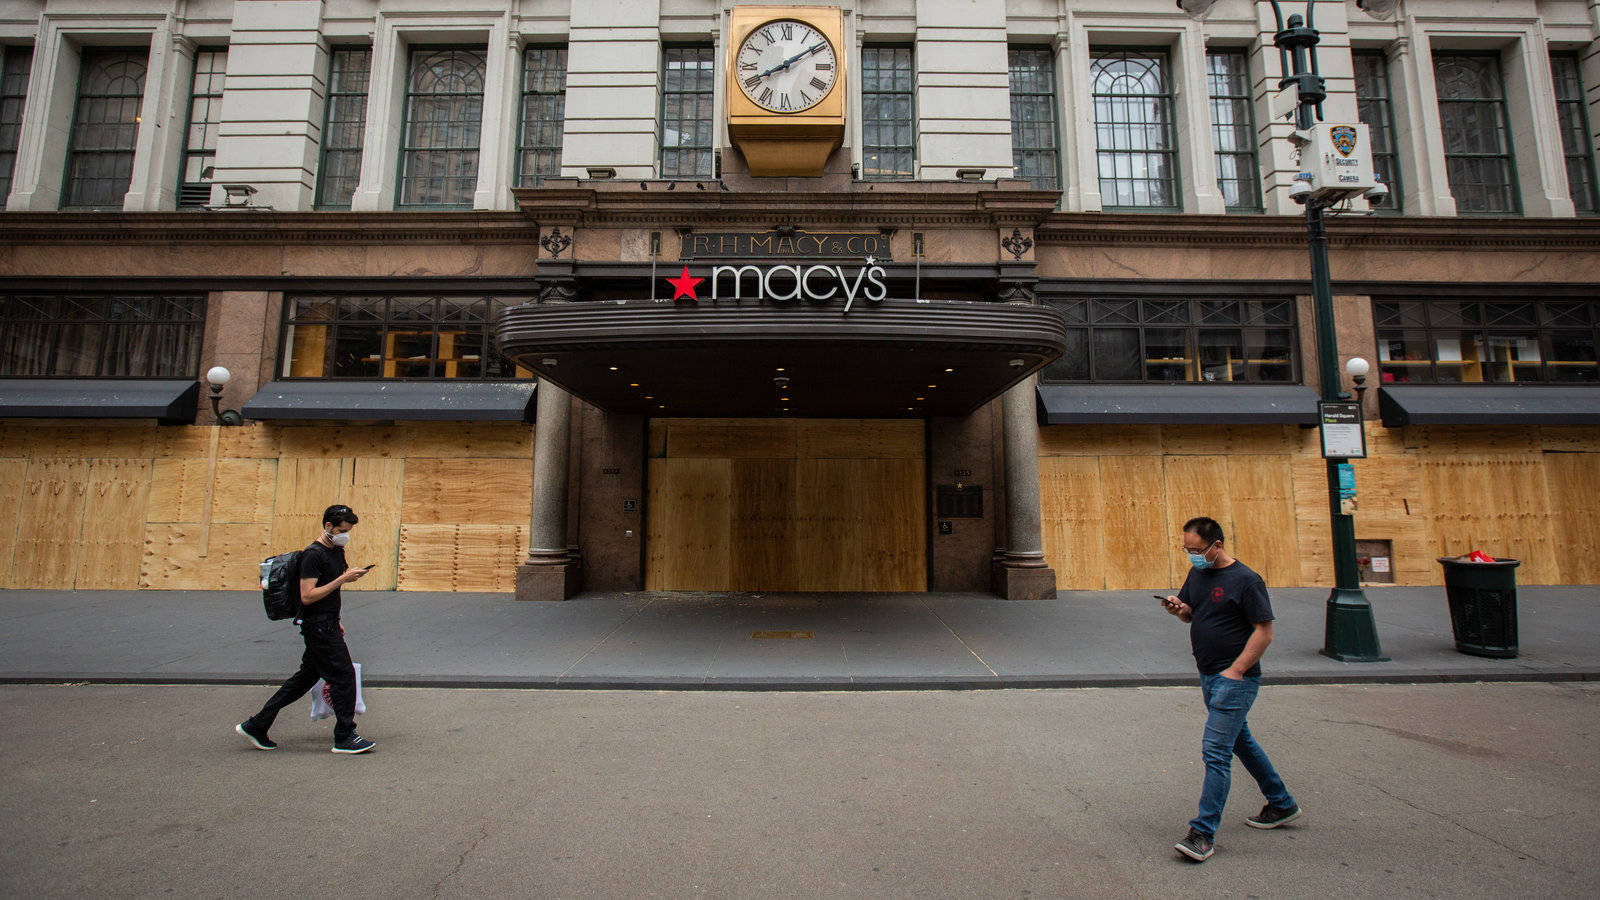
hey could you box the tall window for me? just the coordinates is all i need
[515,45,567,187]
[398,47,485,207]
[63,47,148,209]
[316,47,371,208]
[178,48,226,208]
[0,294,204,377]
[1434,53,1517,214]
[660,46,714,178]
[862,46,914,179]
[1207,51,1260,211]
[1092,50,1177,210]
[1353,51,1401,211]
[1375,299,1598,384]
[0,46,33,200]
[1551,54,1597,216]
[279,295,534,380]
[1040,296,1298,384]
[1008,48,1059,191]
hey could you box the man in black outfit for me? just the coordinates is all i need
[1160,516,1299,862]
[237,504,376,754]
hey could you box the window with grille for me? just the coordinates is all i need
[1433,53,1517,214]
[1375,299,1599,384]
[1353,51,1400,212]
[1551,54,1597,216]
[1206,51,1260,211]
[1039,296,1298,384]
[63,47,149,209]
[316,47,371,209]
[0,45,33,200]
[398,47,485,208]
[660,46,714,178]
[515,46,567,187]
[0,294,204,377]
[862,46,914,179]
[178,48,226,209]
[1008,47,1058,190]
[1092,50,1178,210]
[279,296,536,380]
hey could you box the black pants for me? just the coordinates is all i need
[247,618,357,740]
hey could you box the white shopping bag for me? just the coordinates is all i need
[309,662,367,721]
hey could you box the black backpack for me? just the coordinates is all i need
[259,550,303,621]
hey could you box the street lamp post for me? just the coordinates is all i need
[1180,0,1388,660]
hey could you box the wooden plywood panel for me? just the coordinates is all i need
[1546,453,1600,584]
[1099,456,1168,590]
[797,458,924,591]
[1225,456,1297,589]
[75,459,152,589]
[343,457,405,590]
[269,457,345,552]
[665,419,798,459]
[215,425,281,460]
[275,425,408,460]
[146,459,210,523]
[1161,425,1299,457]
[731,459,798,591]
[1420,454,1558,582]
[1412,426,1539,455]
[1291,456,1336,588]
[1038,425,1161,457]
[1040,456,1105,589]
[8,459,90,588]
[22,424,156,459]
[798,419,922,459]
[1541,427,1600,453]
[0,458,28,587]
[397,524,528,592]
[406,422,535,459]
[1347,455,1433,585]
[140,523,272,591]
[211,458,277,524]
[402,458,532,525]
[1163,455,1234,583]
[646,458,732,590]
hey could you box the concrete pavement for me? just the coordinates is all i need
[0,585,1595,688]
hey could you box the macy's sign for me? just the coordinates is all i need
[667,260,889,313]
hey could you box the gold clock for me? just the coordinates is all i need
[726,6,847,177]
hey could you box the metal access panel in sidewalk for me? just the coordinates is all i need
[646,419,926,591]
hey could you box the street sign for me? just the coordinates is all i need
[1319,400,1366,459]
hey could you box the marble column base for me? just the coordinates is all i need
[991,561,1057,602]
[515,560,581,602]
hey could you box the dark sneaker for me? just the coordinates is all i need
[1246,803,1302,829]
[235,722,276,750]
[1175,829,1214,862]
[332,734,376,754]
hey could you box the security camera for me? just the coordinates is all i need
[1288,179,1313,205]
[1364,182,1389,207]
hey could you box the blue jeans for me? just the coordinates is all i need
[1189,673,1295,837]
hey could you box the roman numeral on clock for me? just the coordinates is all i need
[815,63,832,71]
[744,74,763,90]
[809,77,828,92]
[759,87,773,105]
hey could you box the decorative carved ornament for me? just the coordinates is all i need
[1000,228,1034,259]
[540,227,572,257]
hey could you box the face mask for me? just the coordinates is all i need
[1187,546,1213,570]
[327,531,351,548]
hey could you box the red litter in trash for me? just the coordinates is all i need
[1465,550,1497,563]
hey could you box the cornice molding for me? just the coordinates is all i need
[1036,212,1600,252]
[0,211,540,244]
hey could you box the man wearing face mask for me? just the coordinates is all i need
[1159,516,1298,863]
[236,504,376,754]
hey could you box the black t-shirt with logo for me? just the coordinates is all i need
[1178,560,1275,677]
[298,541,346,622]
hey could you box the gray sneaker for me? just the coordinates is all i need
[332,733,376,754]
[1174,828,1213,862]
[1246,803,1302,829]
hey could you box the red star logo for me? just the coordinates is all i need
[667,264,703,303]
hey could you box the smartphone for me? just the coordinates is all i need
[358,564,376,573]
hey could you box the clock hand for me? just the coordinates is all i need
[756,42,827,80]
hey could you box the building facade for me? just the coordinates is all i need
[0,0,1598,599]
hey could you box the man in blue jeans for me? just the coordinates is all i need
[1160,516,1300,862]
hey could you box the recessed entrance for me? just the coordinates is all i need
[646,418,926,591]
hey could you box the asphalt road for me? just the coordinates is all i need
[2,682,1594,898]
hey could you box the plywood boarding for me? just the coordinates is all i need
[1224,456,1298,589]
[798,419,923,459]
[1540,427,1600,453]
[74,459,152,589]
[0,458,28,587]
[405,422,535,459]
[731,459,799,591]
[401,458,533,525]
[1163,455,1233,588]
[646,457,733,589]
[19,424,157,459]
[212,458,277,524]
[141,523,273,591]
[1161,425,1301,456]
[397,524,527,592]
[1344,454,1433,585]
[1419,455,1558,582]
[146,459,211,523]
[1545,453,1600,584]
[274,425,409,460]
[269,458,346,553]
[343,457,405,590]
[796,458,924,591]
[1038,424,1161,457]
[7,459,90,588]
[1040,456,1105,589]
[1098,456,1169,590]
[664,419,799,460]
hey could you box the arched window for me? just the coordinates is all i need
[398,48,486,207]
[1091,50,1177,209]
[63,48,148,209]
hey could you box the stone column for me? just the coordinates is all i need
[516,375,580,601]
[991,269,1056,602]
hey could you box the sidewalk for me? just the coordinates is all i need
[1,585,1595,688]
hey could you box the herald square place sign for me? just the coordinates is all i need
[665,229,892,313]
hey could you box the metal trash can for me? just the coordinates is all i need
[1436,557,1520,658]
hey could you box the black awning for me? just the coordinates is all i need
[0,378,199,423]
[243,381,537,422]
[1378,385,1600,426]
[1037,384,1320,425]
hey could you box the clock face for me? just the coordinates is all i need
[734,19,838,113]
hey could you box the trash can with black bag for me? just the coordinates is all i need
[1436,556,1520,658]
